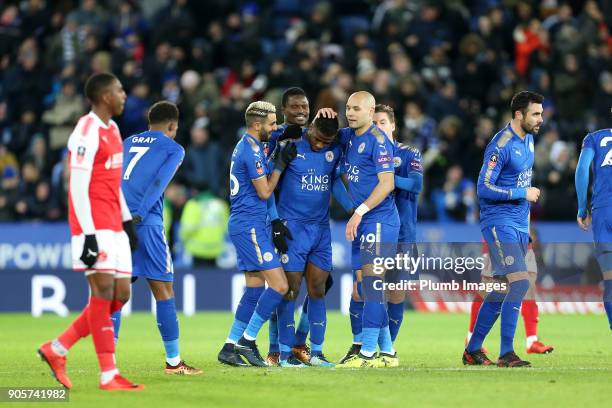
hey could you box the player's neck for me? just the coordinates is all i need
[91,107,112,126]
[510,120,527,140]
[246,130,261,142]
[355,122,372,136]
[148,126,168,137]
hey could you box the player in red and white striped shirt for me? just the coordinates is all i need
[38,73,143,391]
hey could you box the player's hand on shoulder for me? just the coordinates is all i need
[278,124,302,142]
[80,234,99,268]
[526,187,540,202]
[315,108,337,119]
[123,219,139,251]
[271,219,293,253]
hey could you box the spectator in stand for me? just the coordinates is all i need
[539,141,577,220]
[432,164,477,223]
[42,79,84,153]
[179,119,224,197]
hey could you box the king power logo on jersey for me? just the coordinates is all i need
[516,168,532,188]
[301,169,330,192]
[345,163,359,182]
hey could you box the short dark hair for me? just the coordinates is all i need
[312,116,339,141]
[281,87,307,107]
[148,101,179,125]
[374,104,395,123]
[84,72,117,103]
[510,91,544,118]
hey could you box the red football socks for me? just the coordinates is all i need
[521,300,538,337]
[88,296,117,372]
[469,294,484,333]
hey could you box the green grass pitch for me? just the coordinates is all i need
[0,312,610,407]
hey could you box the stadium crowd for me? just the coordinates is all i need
[1,0,611,226]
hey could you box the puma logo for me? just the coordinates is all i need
[350,312,360,318]
[87,249,98,257]
[312,321,325,327]
[296,153,306,160]
[389,318,400,325]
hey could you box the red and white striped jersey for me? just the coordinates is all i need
[67,112,124,235]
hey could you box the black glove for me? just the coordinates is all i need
[123,220,139,251]
[278,124,302,142]
[132,214,142,225]
[80,234,99,268]
[274,142,297,172]
[271,219,293,253]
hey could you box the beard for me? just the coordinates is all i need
[520,119,540,135]
[259,127,270,142]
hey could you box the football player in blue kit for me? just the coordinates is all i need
[217,101,297,367]
[336,104,423,367]
[117,101,202,375]
[576,125,612,331]
[315,92,400,368]
[464,91,544,368]
[264,88,342,366]
[269,116,354,367]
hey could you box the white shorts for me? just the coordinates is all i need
[481,248,537,278]
[71,230,132,278]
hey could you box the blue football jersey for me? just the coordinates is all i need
[229,133,269,232]
[122,130,184,226]
[394,142,422,242]
[582,128,612,210]
[477,124,535,233]
[340,125,399,225]
[277,137,343,224]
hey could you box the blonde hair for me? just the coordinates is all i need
[245,101,276,126]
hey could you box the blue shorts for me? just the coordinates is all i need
[592,206,612,271]
[351,221,400,271]
[281,221,332,272]
[481,225,529,276]
[132,225,174,282]
[231,223,281,272]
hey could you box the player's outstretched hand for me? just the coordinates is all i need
[274,142,297,173]
[345,213,362,241]
[123,220,139,251]
[271,219,293,253]
[315,108,337,119]
[526,187,540,202]
[278,124,302,142]
[576,211,591,231]
[80,234,99,268]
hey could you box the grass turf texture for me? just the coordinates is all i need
[0,312,610,407]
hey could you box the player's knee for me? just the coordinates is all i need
[92,283,114,300]
[307,281,325,299]
[284,285,299,300]
[114,289,131,305]
[387,290,405,304]
[351,286,362,302]
[273,281,289,296]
